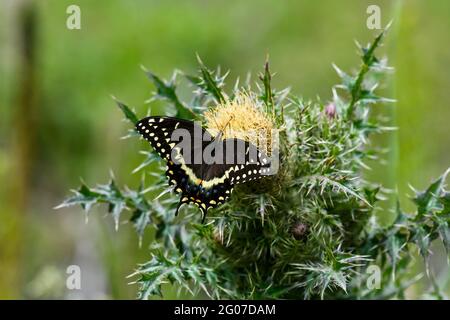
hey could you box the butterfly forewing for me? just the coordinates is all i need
[136,116,210,163]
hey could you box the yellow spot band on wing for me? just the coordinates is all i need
[174,148,234,188]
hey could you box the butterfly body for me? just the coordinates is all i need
[136,116,271,222]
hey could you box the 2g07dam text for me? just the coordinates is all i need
[174,303,276,317]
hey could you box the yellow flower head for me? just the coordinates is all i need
[204,92,276,155]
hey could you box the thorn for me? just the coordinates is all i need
[264,54,270,72]
[332,63,346,78]
[443,167,450,181]
[195,52,204,66]
[385,20,393,32]
[154,187,173,201]
[140,64,149,73]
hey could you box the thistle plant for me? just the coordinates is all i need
[59,28,450,300]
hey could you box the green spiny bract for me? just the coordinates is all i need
[59,28,450,300]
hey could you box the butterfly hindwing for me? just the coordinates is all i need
[223,139,272,185]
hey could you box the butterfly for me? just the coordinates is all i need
[136,116,272,222]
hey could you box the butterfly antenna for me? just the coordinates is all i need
[210,117,222,141]
[212,114,234,142]
[222,114,234,135]
[224,111,236,139]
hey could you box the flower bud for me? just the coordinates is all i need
[291,222,308,240]
[324,102,336,119]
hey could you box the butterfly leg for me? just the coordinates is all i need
[175,200,184,216]
[201,207,208,223]
[175,196,189,216]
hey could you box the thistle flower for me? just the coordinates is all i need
[204,92,276,155]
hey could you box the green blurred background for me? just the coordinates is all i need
[1,0,449,299]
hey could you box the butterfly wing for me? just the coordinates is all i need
[136,116,209,161]
[136,116,213,219]
[203,138,272,185]
[198,138,272,214]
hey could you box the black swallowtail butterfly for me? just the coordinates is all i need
[136,116,272,222]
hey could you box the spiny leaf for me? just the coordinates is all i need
[195,55,226,103]
[114,98,139,124]
[412,169,448,217]
[346,27,390,119]
[55,183,100,212]
[259,59,274,115]
[143,68,196,119]
[131,210,151,246]
[413,227,431,262]
[132,151,158,174]
[440,192,450,215]
[437,222,450,255]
